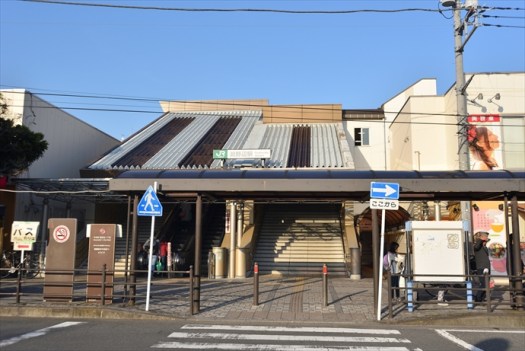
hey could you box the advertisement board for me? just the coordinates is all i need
[408,221,465,282]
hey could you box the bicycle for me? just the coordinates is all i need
[0,250,40,279]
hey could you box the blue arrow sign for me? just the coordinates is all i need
[137,185,163,216]
[370,182,400,200]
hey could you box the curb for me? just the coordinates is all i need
[2,305,524,329]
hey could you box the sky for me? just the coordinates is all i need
[1,0,524,140]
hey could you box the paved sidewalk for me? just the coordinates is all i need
[129,275,525,327]
[1,275,524,328]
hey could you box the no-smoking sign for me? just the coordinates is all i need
[53,225,70,243]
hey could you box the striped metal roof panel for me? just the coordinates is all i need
[242,124,347,168]
[89,112,177,169]
[311,124,344,167]
[88,112,352,171]
[260,124,293,168]
[210,111,261,168]
[143,112,221,169]
[89,110,262,170]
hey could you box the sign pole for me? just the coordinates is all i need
[377,208,386,321]
[145,181,158,311]
[370,182,399,322]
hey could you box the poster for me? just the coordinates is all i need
[467,114,502,171]
[471,201,507,276]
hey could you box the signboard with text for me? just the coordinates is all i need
[213,149,271,159]
[87,224,117,303]
[44,218,77,302]
[10,221,39,248]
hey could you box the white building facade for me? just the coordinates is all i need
[0,89,120,251]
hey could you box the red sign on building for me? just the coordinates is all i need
[468,114,501,123]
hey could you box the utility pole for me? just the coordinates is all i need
[443,0,480,225]
[443,0,480,170]
[452,0,470,171]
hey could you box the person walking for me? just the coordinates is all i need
[384,242,402,302]
[474,231,491,302]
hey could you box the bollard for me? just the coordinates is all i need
[16,265,22,304]
[387,270,393,319]
[406,281,414,312]
[208,251,215,279]
[322,264,328,307]
[485,272,491,313]
[101,264,107,306]
[253,262,259,306]
[466,280,473,309]
[189,265,195,315]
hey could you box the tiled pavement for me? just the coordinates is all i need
[129,275,523,327]
[1,274,524,327]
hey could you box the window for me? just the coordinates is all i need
[354,128,369,146]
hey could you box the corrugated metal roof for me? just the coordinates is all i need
[210,111,261,168]
[143,112,221,169]
[254,124,347,168]
[260,125,293,168]
[311,124,344,168]
[89,110,262,170]
[88,111,352,171]
[89,112,177,169]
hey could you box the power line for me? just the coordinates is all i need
[483,23,525,29]
[3,102,524,131]
[482,15,525,20]
[2,88,524,127]
[21,0,443,14]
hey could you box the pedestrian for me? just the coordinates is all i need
[473,231,491,302]
[384,242,402,302]
[143,238,160,274]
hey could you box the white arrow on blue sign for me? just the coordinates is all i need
[137,185,163,216]
[370,182,400,200]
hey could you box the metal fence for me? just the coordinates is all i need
[385,271,525,319]
[0,265,196,315]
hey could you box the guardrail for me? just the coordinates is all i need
[0,265,195,315]
[385,271,525,319]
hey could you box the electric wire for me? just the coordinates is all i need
[2,88,524,129]
[21,0,445,14]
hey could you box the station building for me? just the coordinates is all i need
[2,72,524,279]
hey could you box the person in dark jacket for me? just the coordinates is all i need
[473,231,491,302]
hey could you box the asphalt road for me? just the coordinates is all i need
[1,317,524,351]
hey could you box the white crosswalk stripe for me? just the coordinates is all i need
[151,324,417,350]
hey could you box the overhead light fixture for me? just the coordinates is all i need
[469,93,483,103]
[488,93,501,103]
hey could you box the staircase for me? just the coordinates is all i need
[113,215,160,274]
[253,204,347,276]
[200,204,226,276]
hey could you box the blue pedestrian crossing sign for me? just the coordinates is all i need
[370,182,400,200]
[137,185,163,216]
